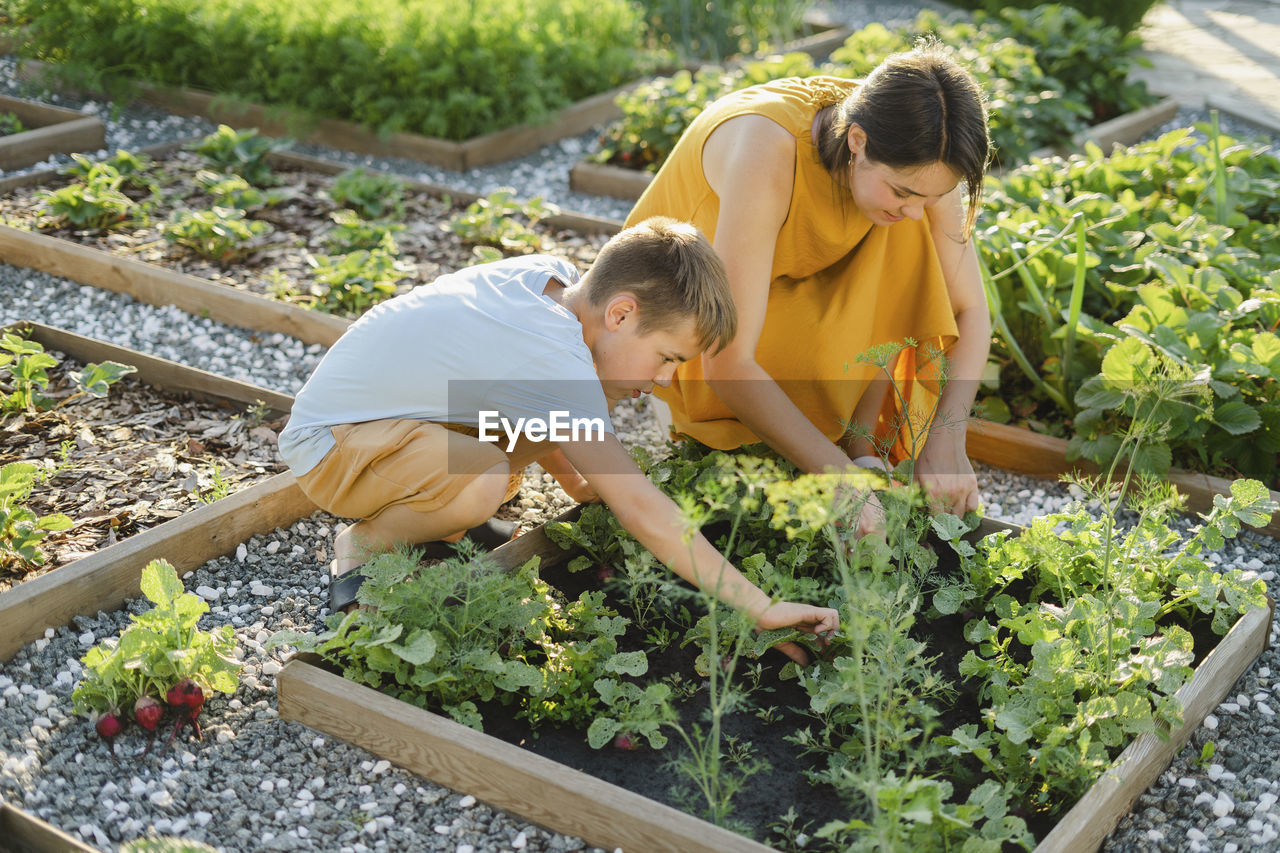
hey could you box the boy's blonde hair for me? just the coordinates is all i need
[584,216,736,355]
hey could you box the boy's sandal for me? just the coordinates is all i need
[418,517,518,561]
[329,565,368,614]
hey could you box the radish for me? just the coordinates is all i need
[134,696,163,731]
[95,710,123,741]
[612,733,639,751]
[596,564,615,583]
[161,678,207,749]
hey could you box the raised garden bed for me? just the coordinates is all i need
[0,321,311,661]
[0,144,616,347]
[12,24,850,173]
[276,507,1274,853]
[0,93,104,172]
[0,794,95,853]
[568,95,1179,202]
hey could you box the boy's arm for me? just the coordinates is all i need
[559,436,839,657]
[537,448,599,503]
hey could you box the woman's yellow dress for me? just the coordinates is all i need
[625,76,960,465]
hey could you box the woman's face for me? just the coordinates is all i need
[846,125,960,227]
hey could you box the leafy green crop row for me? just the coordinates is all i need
[12,0,648,141]
[594,5,1157,173]
[978,118,1280,486]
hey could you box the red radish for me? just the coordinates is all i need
[612,733,639,751]
[596,565,615,583]
[167,678,205,716]
[95,710,122,740]
[134,696,163,731]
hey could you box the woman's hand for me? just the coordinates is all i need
[754,601,840,666]
[915,431,980,515]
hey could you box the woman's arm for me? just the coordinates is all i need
[701,116,886,535]
[700,116,863,477]
[916,186,991,513]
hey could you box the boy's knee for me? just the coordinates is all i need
[453,461,510,525]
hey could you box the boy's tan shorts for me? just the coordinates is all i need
[295,418,527,521]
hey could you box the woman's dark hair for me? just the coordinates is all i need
[818,38,991,237]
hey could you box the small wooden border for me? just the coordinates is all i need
[966,418,1280,539]
[569,95,1181,202]
[0,93,105,171]
[0,146,619,348]
[0,321,313,661]
[279,512,1267,853]
[0,796,97,853]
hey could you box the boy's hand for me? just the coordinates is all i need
[560,477,600,504]
[539,448,602,503]
[754,601,839,666]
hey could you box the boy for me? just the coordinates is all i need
[278,216,838,660]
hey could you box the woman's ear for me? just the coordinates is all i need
[847,123,867,159]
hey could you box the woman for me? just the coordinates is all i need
[625,40,992,534]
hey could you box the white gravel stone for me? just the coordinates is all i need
[196,585,222,601]
[458,794,476,808]
[236,543,248,562]
[512,831,528,849]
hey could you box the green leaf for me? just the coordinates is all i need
[587,716,620,749]
[74,361,137,397]
[390,629,437,666]
[603,651,648,677]
[1213,401,1262,436]
[139,559,185,608]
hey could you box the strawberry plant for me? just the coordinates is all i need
[189,124,286,187]
[0,331,136,416]
[324,210,405,254]
[72,559,240,746]
[0,110,26,135]
[305,245,415,316]
[161,206,272,263]
[326,167,406,221]
[444,189,559,255]
[36,161,136,230]
[0,462,74,569]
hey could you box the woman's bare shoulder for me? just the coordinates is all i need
[703,115,796,194]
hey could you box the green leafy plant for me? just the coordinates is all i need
[36,161,135,230]
[192,464,232,504]
[195,169,270,209]
[17,0,650,142]
[268,543,647,732]
[0,331,136,415]
[979,119,1280,484]
[161,206,272,263]
[72,559,241,739]
[305,245,415,315]
[326,167,406,220]
[445,189,559,255]
[189,124,286,186]
[635,0,812,63]
[324,210,405,254]
[0,110,26,135]
[0,462,74,569]
[62,149,154,187]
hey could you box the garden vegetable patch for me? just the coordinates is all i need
[275,439,1275,850]
[0,128,607,320]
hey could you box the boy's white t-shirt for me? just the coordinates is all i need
[278,255,613,477]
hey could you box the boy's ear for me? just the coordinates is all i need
[603,294,639,331]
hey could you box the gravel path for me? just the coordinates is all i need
[4,8,1280,852]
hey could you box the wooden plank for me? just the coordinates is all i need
[489,504,584,571]
[0,94,106,171]
[1035,599,1274,853]
[0,471,314,662]
[1078,96,1180,152]
[568,160,654,202]
[277,657,772,853]
[0,224,349,347]
[0,799,97,853]
[0,137,191,195]
[966,419,1280,539]
[12,321,294,416]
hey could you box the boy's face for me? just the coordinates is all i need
[595,310,702,404]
